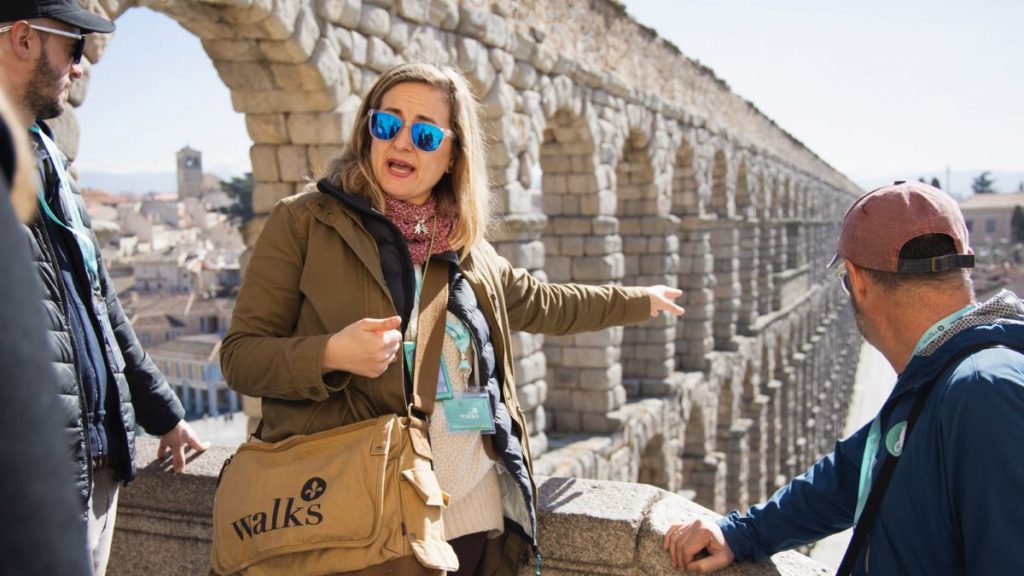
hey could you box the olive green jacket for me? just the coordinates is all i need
[220,190,652,573]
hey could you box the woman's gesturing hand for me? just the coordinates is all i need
[647,285,685,317]
[321,316,403,378]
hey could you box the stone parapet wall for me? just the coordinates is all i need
[65,0,865,521]
[109,439,831,575]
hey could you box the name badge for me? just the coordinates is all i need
[442,390,495,434]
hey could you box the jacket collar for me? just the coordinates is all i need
[312,180,391,295]
[893,290,1024,397]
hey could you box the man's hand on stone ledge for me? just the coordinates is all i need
[663,518,735,573]
[647,285,685,317]
[157,420,211,473]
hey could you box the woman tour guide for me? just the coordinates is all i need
[221,63,685,575]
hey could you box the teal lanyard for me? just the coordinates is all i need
[855,303,976,522]
[29,124,100,291]
[412,265,473,379]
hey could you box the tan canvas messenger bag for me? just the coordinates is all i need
[210,259,458,575]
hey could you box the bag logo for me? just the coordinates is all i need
[230,477,326,541]
[302,477,326,501]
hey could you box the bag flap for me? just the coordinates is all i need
[400,466,448,507]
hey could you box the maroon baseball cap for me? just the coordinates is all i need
[828,180,974,273]
[1,0,115,34]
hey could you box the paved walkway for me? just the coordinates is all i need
[808,342,897,570]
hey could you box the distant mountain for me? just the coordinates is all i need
[78,171,177,195]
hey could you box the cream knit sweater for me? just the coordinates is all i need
[429,312,504,540]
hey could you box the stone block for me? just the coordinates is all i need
[573,326,622,347]
[397,0,429,23]
[202,39,263,62]
[428,0,459,30]
[318,0,361,28]
[560,346,618,369]
[572,254,624,281]
[213,60,276,90]
[577,363,622,391]
[366,36,397,72]
[307,145,345,175]
[584,234,621,255]
[276,145,311,182]
[357,4,390,36]
[384,18,410,51]
[253,181,294,214]
[249,145,280,182]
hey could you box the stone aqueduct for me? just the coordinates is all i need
[65,0,865,515]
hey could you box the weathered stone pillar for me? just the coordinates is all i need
[758,219,777,317]
[620,215,679,395]
[709,217,740,350]
[492,214,550,456]
[543,215,626,434]
[736,218,760,333]
[772,220,789,310]
[676,216,715,370]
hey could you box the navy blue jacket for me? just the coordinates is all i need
[720,293,1024,575]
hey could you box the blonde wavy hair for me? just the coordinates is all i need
[319,63,491,252]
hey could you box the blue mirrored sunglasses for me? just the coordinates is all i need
[368,110,454,153]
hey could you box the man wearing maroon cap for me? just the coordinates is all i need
[0,2,207,574]
[664,181,1024,575]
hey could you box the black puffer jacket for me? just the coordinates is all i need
[26,125,184,503]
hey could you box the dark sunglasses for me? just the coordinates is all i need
[0,23,86,65]
[836,266,852,296]
[368,109,454,153]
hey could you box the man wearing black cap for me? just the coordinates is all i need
[0,2,208,574]
[663,182,1024,575]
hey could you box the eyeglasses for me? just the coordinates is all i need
[836,266,852,296]
[367,109,454,153]
[0,23,86,65]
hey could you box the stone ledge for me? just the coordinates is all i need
[110,438,829,575]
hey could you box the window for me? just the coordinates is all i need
[985,218,997,233]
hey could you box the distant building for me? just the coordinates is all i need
[960,192,1024,246]
[127,292,234,347]
[149,334,239,418]
[177,146,204,200]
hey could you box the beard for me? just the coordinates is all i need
[23,47,67,121]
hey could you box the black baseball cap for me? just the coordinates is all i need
[1,0,116,34]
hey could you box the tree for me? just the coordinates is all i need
[971,171,996,194]
[220,172,253,225]
[930,177,942,190]
[1012,205,1024,244]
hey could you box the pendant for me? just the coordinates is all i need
[414,218,428,235]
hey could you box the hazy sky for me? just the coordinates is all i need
[75,1,1023,195]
